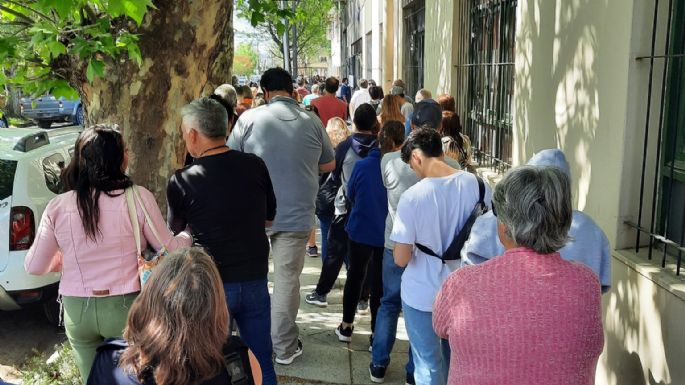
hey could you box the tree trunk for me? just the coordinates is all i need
[73,1,233,208]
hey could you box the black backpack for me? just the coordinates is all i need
[415,174,488,263]
[315,172,340,218]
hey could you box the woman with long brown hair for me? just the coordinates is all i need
[441,111,474,172]
[24,125,192,383]
[88,247,263,385]
[378,95,406,127]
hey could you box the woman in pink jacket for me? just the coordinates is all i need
[433,166,604,385]
[24,125,192,383]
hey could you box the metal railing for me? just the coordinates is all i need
[625,0,684,275]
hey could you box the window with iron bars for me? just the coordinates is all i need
[455,0,516,174]
[626,0,685,275]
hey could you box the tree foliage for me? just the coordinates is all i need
[237,0,333,74]
[232,42,258,75]
[0,0,154,99]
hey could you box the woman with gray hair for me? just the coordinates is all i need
[433,166,604,385]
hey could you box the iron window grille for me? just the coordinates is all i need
[455,0,516,174]
[626,0,685,275]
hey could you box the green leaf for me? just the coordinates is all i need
[250,12,265,27]
[37,0,73,19]
[127,43,142,65]
[86,59,105,83]
[47,40,67,58]
[50,79,79,99]
[107,0,153,25]
[276,22,285,37]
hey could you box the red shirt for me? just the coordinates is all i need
[311,94,348,126]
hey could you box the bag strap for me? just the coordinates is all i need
[125,187,142,256]
[475,174,485,204]
[415,243,440,258]
[131,185,166,248]
[415,173,486,263]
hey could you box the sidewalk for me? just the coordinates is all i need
[268,239,410,385]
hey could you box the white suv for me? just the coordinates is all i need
[0,126,80,324]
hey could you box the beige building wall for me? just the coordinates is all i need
[599,251,685,385]
[513,0,634,246]
[423,0,458,97]
[514,1,685,384]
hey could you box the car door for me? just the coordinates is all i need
[0,159,18,273]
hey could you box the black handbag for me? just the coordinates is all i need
[315,172,340,218]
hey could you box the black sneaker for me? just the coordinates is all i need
[335,323,353,342]
[405,372,415,385]
[305,290,328,307]
[369,363,386,383]
[357,299,369,315]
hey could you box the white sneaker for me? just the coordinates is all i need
[275,339,303,365]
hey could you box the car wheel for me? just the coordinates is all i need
[37,120,52,129]
[43,297,63,327]
[74,106,84,126]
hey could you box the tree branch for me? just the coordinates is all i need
[0,4,34,24]
[2,0,52,22]
[266,23,283,47]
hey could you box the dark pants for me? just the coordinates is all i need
[343,240,383,330]
[315,214,371,301]
[315,214,349,295]
[223,279,276,385]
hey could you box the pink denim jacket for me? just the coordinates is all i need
[25,187,192,297]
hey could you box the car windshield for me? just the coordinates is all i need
[0,159,17,201]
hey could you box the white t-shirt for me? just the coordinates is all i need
[349,88,371,116]
[390,171,492,312]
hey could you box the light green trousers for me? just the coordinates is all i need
[62,293,138,383]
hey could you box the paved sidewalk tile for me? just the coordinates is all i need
[269,228,409,385]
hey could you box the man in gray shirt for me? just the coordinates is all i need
[228,67,336,365]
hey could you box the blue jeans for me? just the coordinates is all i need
[371,249,414,375]
[318,214,332,264]
[223,279,276,385]
[402,301,450,385]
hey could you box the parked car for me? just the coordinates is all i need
[237,75,248,86]
[19,94,83,128]
[0,126,81,325]
[0,111,8,128]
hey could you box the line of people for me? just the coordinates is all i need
[23,66,610,385]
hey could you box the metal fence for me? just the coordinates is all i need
[455,0,516,174]
[625,0,685,275]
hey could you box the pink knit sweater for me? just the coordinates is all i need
[433,247,603,385]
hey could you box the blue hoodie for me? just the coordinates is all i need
[461,149,612,292]
[345,147,388,247]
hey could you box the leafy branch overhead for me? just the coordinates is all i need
[237,0,333,69]
[0,0,154,99]
[236,0,296,37]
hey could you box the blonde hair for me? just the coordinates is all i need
[120,248,229,385]
[326,117,350,148]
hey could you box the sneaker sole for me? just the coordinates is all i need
[335,327,352,342]
[305,299,328,307]
[275,348,303,365]
[369,368,385,383]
